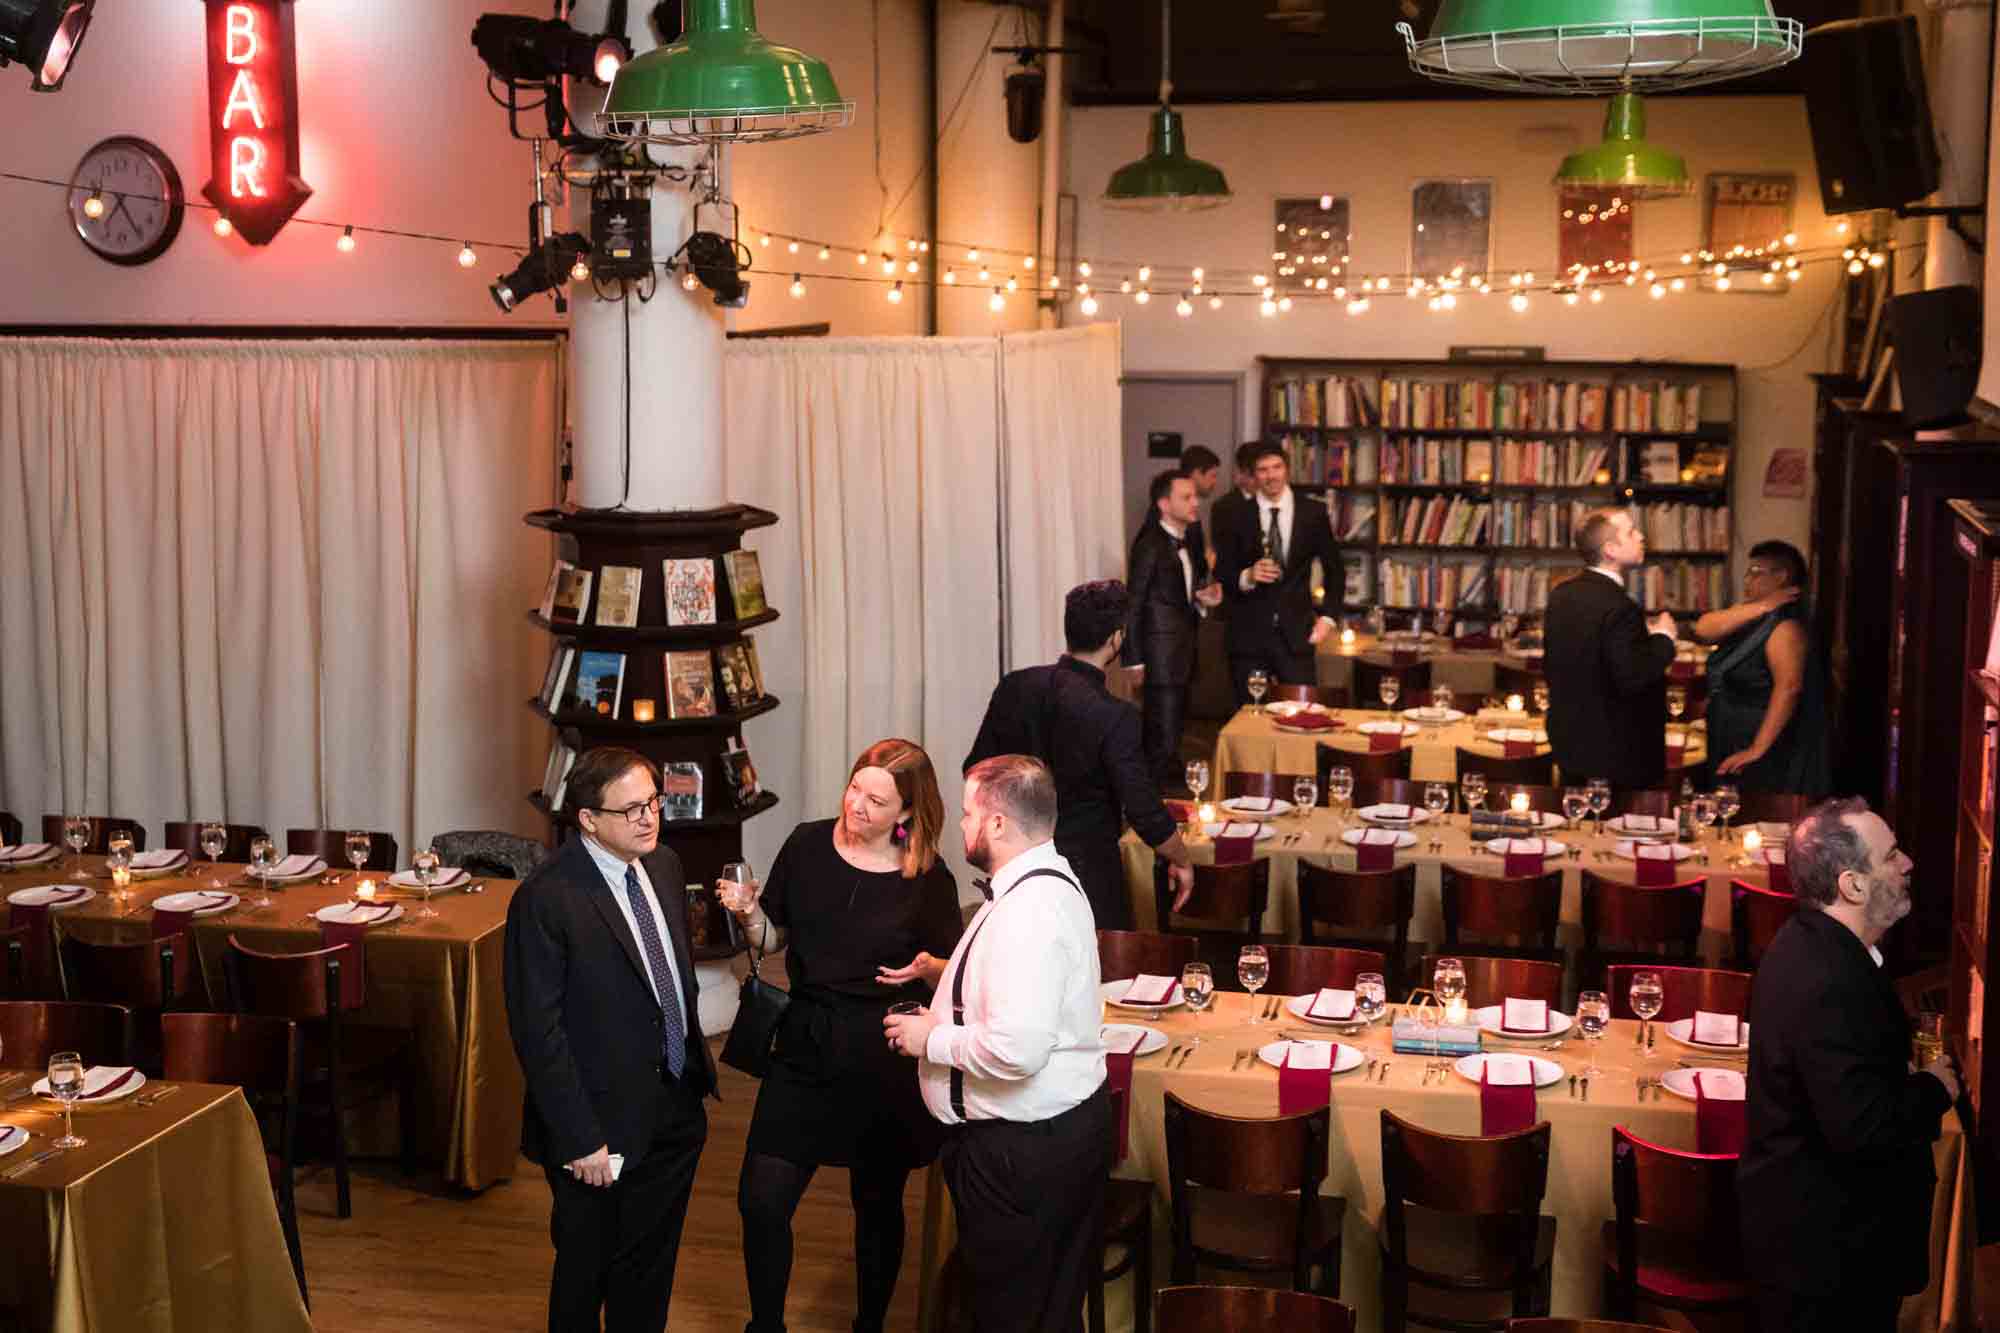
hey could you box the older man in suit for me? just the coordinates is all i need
[1542,507,1678,789]
[504,746,718,1333]
[1739,797,1958,1331]
[1215,441,1342,703]
[1125,468,1222,788]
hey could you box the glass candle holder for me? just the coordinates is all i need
[632,698,657,723]
[1511,791,1531,815]
[1505,693,1525,713]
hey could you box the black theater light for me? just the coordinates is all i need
[0,0,94,91]
[472,13,630,87]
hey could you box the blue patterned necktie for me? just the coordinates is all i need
[623,864,686,1077]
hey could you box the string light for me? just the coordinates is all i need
[906,258,919,273]
[1119,279,1133,294]
[571,254,592,281]
[457,241,478,268]
[335,225,356,253]
[887,281,904,304]
[1346,298,1369,315]
[1138,264,1152,281]
[881,254,896,274]
[966,248,980,261]
[82,191,105,219]
[788,240,800,254]
[1715,274,1732,291]
[818,246,831,260]
[212,216,233,238]
[1175,293,1193,317]
[1134,287,1151,304]
[1650,282,1667,299]
[1080,293,1099,316]
[906,238,919,252]
[1077,260,1092,277]
[1277,295,1294,312]
[942,268,957,285]
[1589,288,1605,304]
[790,273,806,298]
[988,288,1005,313]
[1319,193,1333,209]
[1023,255,1035,270]
[1005,275,1018,292]
[1260,294,1278,317]
[856,251,868,266]
[1208,294,1223,310]
[977,266,990,282]
[1509,292,1528,313]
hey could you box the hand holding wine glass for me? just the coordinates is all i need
[718,861,758,916]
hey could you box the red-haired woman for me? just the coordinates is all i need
[726,738,964,1333]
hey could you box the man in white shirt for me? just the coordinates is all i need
[885,754,1110,1332]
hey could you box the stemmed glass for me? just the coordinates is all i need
[199,821,228,889]
[1423,782,1451,828]
[1379,674,1401,711]
[1715,784,1741,839]
[1462,772,1488,818]
[1327,766,1355,824]
[47,1050,86,1149]
[63,815,91,881]
[1587,778,1612,837]
[1180,962,1214,1045]
[1576,991,1609,1078]
[104,832,133,914]
[1562,787,1590,833]
[1433,956,1466,1020]
[1184,759,1210,834]
[411,846,442,920]
[1246,669,1270,716]
[247,835,276,911]
[718,861,756,915]
[1691,793,1719,846]
[345,830,373,880]
[1292,776,1318,821]
[1431,684,1455,720]
[1531,680,1550,716]
[1666,684,1687,744]
[1238,945,1270,1024]
[1629,970,1665,1057]
[1355,971,1387,1024]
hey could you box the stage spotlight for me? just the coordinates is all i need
[490,231,592,313]
[682,229,750,307]
[472,13,630,87]
[0,0,94,91]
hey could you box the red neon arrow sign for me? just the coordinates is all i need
[201,0,310,245]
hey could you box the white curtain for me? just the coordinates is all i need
[0,336,561,857]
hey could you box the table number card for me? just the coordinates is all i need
[1692,1009,1741,1045]
[1308,988,1356,1020]
[1501,997,1549,1034]
[1122,974,1176,1005]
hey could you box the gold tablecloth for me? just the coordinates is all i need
[3,859,525,1189]
[1315,633,1534,697]
[0,1077,314,1332]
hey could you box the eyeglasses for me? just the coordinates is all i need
[593,794,662,824]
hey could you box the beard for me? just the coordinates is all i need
[965,826,993,873]
[1865,873,1912,931]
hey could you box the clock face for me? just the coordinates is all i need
[67,137,185,266]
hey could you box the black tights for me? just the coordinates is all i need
[739,1150,911,1333]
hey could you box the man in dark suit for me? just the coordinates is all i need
[1124,469,1222,789]
[1541,507,1679,788]
[1178,443,1221,572]
[1215,441,1342,702]
[504,746,718,1333]
[966,580,1194,931]
[1204,440,1261,575]
[1739,797,1958,1331]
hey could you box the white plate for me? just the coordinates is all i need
[1100,978,1184,1012]
[313,901,406,926]
[1484,811,1566,831]
[0,845,59,869]
[1483,728,1550,746]
[251,858,329,885]
[1358,720,1419,737]
[1341,829,1418,849]
[1659,1067,1746,1102]
[387,867,471,890]
[1220,797,1294,820]
[1266,700,1330,719]
[1612,840,1699,861]
[1453,1053,1566,1088]
[1403,707,1467,724]
[1606,815,1676,837]
[1256,1040,1368,1073]
[129,853,192,880]
[0,1124,25,1157]
[150,890,240,915]
[1100,1023,1168,1056]
[1357,804,1433,826]
[1483,837,1569,858]
[5,885,95,908]
[1200,822,1278,842]
[1471,1005,1575,1040]
[1284,992,1390,1027]
[1664,1017,1751,1053]
[34,1066,146,1105]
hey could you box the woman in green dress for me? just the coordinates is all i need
[1691,539,1831,795]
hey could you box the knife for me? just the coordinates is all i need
[1,1146,62,1180]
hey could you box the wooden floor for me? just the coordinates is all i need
[301,1041,927,1332]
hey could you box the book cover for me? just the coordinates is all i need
[723,550,768,619]
[720,741,762,808]
[594,564,643,628]
[661,761,705,820]
[542,646,577,710]
[740,636,766,701]
[563,651,626,718]
[538,645,568,707]
[665,649,717,718]
[537,562,568,621]
[549,565,593,626]
[714,641,764,711]
[663,557,718,626]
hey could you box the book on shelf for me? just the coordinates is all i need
[741,636,766,700]
[1636,502,1731,552]
[562,651,626,718]
[665,649,717,718]
[1334,494,1377,541]
[660,761,704,821]
[1642,441,1682,484]
[722,550,768,619]
[540,740,576,804]
[540,645,576,710]
[550,747,580,811]
[1377,554,1489,609]
[548,564,593,626]
[1269,374,1380,428]
[537,562,567,622]
[1685,446,1728,486]
[594,565,643,628]
[714,640,765,711]
[1611,382,1703,434]
[1341,552,1373,605]
[1636,561,1727,613]
[720,739,763,808]
[663,557,718,626]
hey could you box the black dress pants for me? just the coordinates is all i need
[940,1085,1112,1333]
[542,1071,708,1333]
[1141,681,1190,792]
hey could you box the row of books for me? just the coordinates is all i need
[537,549,767,629]
[1487,438,1614,487]
[1274,432,1379,486]
[539,740,762,818]
[1276,434,1726,490]
[1377,555,1491,610]
[1269,375,1711,435]
[1628,562,1730,613]
[1636,503,1732,553]
[1494,561,1571,614]
[1489,497,1598,549]
[1383,495,1490,547]
[1326,493,1378,542]
[1267,374,1381,428]
[538,638,767,721]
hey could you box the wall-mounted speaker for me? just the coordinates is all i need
[1887,285,1981,429]
[1801,15,1940,214]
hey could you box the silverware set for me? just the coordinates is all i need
[1230,1048,1255,1071]
[1635,1075,1661,1102]
[1,1145,62,1180]
[1567,1074,1590,1101]
[1158,1044,1194,1070]
[1256,996,1281,1022]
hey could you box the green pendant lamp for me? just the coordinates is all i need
[1103,0,1231,212]
[597,0,853,146]
[1554,91,1692,197]
[1398,0,1801,95]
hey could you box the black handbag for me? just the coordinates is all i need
[720,911,790,1077]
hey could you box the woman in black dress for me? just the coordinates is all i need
[726,737,963,1333]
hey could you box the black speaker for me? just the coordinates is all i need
[1801,15,1940,214]
[1887,285,1981,429]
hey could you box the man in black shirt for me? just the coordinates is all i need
[965,581,1195,931]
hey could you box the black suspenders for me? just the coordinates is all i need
[948,867,1084,1122]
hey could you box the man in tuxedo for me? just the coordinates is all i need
[1739,797,1958,1331]
[1215,442,1342,702]
[1542,507,1678,788]
[1205,440,1261,571]
[504,746,717,1333]
[1124,469,1223,788]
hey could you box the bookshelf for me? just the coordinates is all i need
[1258,356,1739,620]
[1949,498,2000,1158]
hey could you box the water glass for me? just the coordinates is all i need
[1238,945,1270,1022]
[48,1050,86,1149]
[1355,971,1387,1023]
[1423,782,1451,823]
[1292,776,1318,818]
[412,846,442,919]
[1185,759,1210,808]
[1531,681,1550,715]
[1715,783,1741,835]
[1562,787,1590,831]
[1431,684,1454,717]
[718,861,756,914]
[1462,772,1487,814]
[1587,778,1612,835]
[247,835,276,909]
[345,830,373,876]
[1180,962,1215,1044]
[200,821,229,888]
[1691,795,1719,843]
[1432,957,1465,1008]
[1629,970,1665,1057]
[1379,674,1401,710]
[104,831,133,878]
[63,814,91,880]
[1577,991,1609,1077]
[1327,765,1355,814]
[1246,669,1270,714]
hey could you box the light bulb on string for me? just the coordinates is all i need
[1847,258,1865,275]
[1563,290,1579,306]
[1428,295,1442,312]
[1333,285,1346,299]
[1005,275,1019,292]
[1134,288,1151,305]
[977,267,990,282]
[1868,252,1886,268]
[1077,260,1092,277]
[1079,293,1099,316]
[1191,281,1202,295]
[1715,275,1732,291]
[906,239,919,252]
[1175,293,1193,317]
[1192,266,1205,282]
[1260,295,1278,317]
[1119,279,1132,294]
[82,191,105,219]
[1440,291,1456,309]
[1509,292,1528,313]
[788,240,800,254]
[988,288,1005,313]
[1208,294,1223,310]
[212,216,233,238]
[1138,265,1151,282]
[1650,282,1667,299]
[571,255,591,281]
[458,242,477,268]
[906,259,919,273]
[887,281,904,304]
[818,246,831,260]
[881,255,896,274]
[1346,298,1368,315]
[1786,268,1801,282]
[919,241,929,253]
[1023,255,1035,270]
[1319,194,1333,209]
[682,269,700,291]
[790,274,806,298]
[760,234,771,248]
[1251,274,1267,288]
[1075,281,1090,294]
[943,269,957,285]
[1590,288,1605,304]
[856,251,868,266]
[1670,277,1685,292]
[336,226,356,253]
[967,248,980,262]
[1277,295,1294,312]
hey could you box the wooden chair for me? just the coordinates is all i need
[1155,1286,1356,1333]
[58,934,202,1074]
[1265,944,1389,997]
[1348,777,1422,811]
[1356,659,1433,710]
[38,815,146,854]
[162,821,267,864]
[1098,930,1198,983]
[1268,683,1350,708]
[1579,871,1706,992]
[1730,881,1799,968]
[1457,748,1557,787]
[1091,1086,1154,1333]
[1380,1110,1556,1332]
[1603,965,1751,1023]
[0,924,28,999]
[162,1012,308,1305]
[224,935,417,1219]
[1605,1126,1750,1322]
[1296,862,1416,993]
[1224,771,1301,802]
[1440,866,1564,963]
[1316,742,1413,794]
[0,999,134,1067]
[0,811,20,846]
[1163,1090,1345,1295]
[1156,860,1271,943]
[1609,790,1674,819]
[285,829,398,872]
[1420,955,1565,1010]
[1492,664,1544,700]
[1733,791,1812,825]
[1506,1321,1677,1333]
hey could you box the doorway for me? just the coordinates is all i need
[1120,373,1242,548]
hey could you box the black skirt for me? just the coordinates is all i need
[745,988,945,1170]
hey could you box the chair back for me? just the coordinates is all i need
[163,1011,302,1096]
[224,935,360,1019]
[1610,789,1674,818]
[59,933,196,1009]
[1604,965,1751,1023]
[1160,860,1269,933]
[162,821,267,863]
[0,811,20,846]
[1733,791,1810,825]
[286,829,398,872]
[1421,954,1564,1009]
[1492,664,1544,700]
[39,816,146,854]
[1505,1321,1681,1332]
[1296,862,1414,990]
[1223,771,1294,802]
[1441,866,1563,954]
[1381,1108,1551,1215]
[430,829,545,880]
[1164,1089,1327,1194]
[1580,871,1706,966]
[1264,944,1388,997]
[1098,930,1198,983]
[1610,1126,1744,1280]
[0,999,135,1066]
[0,924,27,999]
[1731,881,1798,966]
[1457,747,1557,787]
[1154,1285,1355,1333]
[1346,777,1420,811]
[1355,659,1433,706]
[1315,743,1412,792]
[1267,683,1349,709]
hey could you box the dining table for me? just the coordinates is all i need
[0,1070,314,1332]
[1315,631,1547,698]
[0,855,525,1190]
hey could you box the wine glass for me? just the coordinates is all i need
[1691,794,1719,845]
[1562,786,1590,832]
[1665,684,1687,742]
[1180,962,1214,1045]
[1587,778,1612,837]
[1715,783,1741,838]
[1433,956,1466,1009]
[48,1050,86,1149]
[1576,990,1609,1078]
[345,830,373,879]
[1431,683,1455,719]
[1531,680,1550,716]
[412,846,442,919]
[63,815,91,881]
[1462,772,1488,816]
[718,861,756,914]
[105,832,134,914]
[1424,782,1451,826]
[1184,760,1210,833]
[247,835,276,910]
[1379,674,1401,710]
[1327,766,1355,819]
[199,821,228,889]
[1238,945,1270,1023]
[1246,669,1270,716]
[1629,970,1665,1057]
[1292,776,1318,820]
[1355,971,1387,1024]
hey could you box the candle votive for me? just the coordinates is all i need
[1198,803,1216,826]
[1444,998,1468,1026]
[1510,791,1530,815]
[1339,627,1356,652]
[1505,693,1525,714]
[1743,828,1763,855]
[356,879,376,902]
[632,698,657,724]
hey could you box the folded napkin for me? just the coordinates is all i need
[1618,814,1668,834]
[1122,974,1177,1006]
[1105,1060,1134,1162]
[130,849,189,870]
[1501,838,1548,878]
[77,1066,141,1101]
[1691,1010,1742,1046]
[1356,828,1399,871]
[1307,988,1356,1021]
[0,843,52,862]
[1635,843,1676,886]
[1277,1042,1339,1115]
[1372,803,1413,821]
[1369,730,1403,753]
[1278,711,1337,730]
[1695,1070,1747,1155]
[1214,824,1258,866]
[1501,997,1549,1035]
[1763,849,1790,892]
[389,866,470,890]
[1480,1057,1538,1135]
[266,854,325,879]
[1230,796,1274,813]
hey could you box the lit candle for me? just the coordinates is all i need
[1339,627,1356,652]
[356,879,376,902]
[1199,803,1216,825]
[111,866,130,892]
[1444,997,1468,1026]
[1743,828,1763,855]
[632,698,656,723]
[1510,791,1530,815]
[1505,693,1525,714]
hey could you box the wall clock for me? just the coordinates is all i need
[66,136,186,266]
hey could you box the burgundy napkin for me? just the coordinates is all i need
[1763,851,1790,892]
[1503,736,1536,758]
[1502,839,1547,878]
[1277,1044,1336,1115]
[151,907,196,940]
[1105,1047,1136,1162]
[1479,1059,1537,1135]
[1635,845,1676,886]
[315,924,374,1010]
[1214,827,1257,866]
[1456,632,1498,650]
[1368,730,1402,753]
[1279,711,1337,731]
[1355,830,1397,871]
[1695,1072,1747,1155]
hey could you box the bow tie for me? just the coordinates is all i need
[974,877,994,902]
[1167,535,1186,552]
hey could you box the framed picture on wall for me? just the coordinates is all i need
[1274,195,1351,296]
[1704,172,1796,292]
[1557,186,1633,283]
[1411,179,1493,282]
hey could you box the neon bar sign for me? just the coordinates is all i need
[201,0,310,245]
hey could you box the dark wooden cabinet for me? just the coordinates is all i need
[1948,499,2000,1144]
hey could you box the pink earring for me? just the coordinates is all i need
[893,821,909,844]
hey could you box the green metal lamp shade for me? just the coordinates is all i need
[598,0,853,145]
[1103,106,1233,212]
[1399,0,1802,94]
[1554,92,1692,197]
